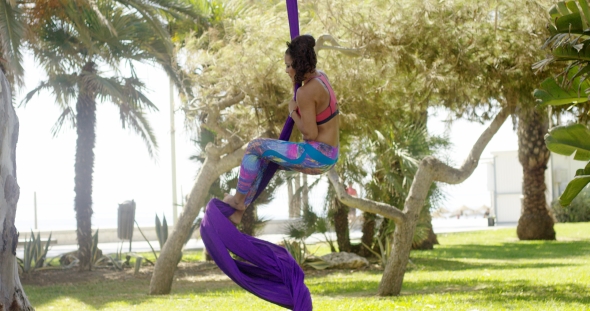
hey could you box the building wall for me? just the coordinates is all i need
[488,151,585,223]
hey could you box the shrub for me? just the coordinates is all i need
[551,186,590,222]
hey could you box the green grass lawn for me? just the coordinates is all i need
[23,223,590,310]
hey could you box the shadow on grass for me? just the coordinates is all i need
[403,279,590,305]
[25,268,590,309]
[410,257,577,272]
[25,273,244,309]
[307,276,590,305]
[423,240,590,260]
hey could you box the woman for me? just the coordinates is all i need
[223,34,339,224]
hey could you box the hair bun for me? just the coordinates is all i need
[302,34,315,48]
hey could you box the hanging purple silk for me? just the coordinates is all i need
[200,1,313,310]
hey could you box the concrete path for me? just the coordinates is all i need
[16,218,516,259]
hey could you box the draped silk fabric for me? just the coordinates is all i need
[199,1,313,310]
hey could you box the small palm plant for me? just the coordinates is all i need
[20,231,53,273]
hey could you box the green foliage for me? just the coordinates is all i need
[545,124,590,161]
[155,215,169,249]
[0,0,25,85]
[551,185,590,222]
[534,67,590,107]
[535,0,590,207]
[559,161,590,206]
[362,233,391,267]
[364,120,447,248]
[169,0,226,43]
[90,229,100,264]
[155,214,200,250]
[314,217,337,253]
[284,208,333,269]
[282,238,306,267]
[534,0,590,78]
[20,231,52,273]
[544,125,590,206]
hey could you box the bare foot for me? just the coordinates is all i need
[222,193,246,211]
[228,210,245,225]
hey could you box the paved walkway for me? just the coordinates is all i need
[18,218,517,259]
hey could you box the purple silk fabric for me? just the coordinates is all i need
[200,1,313,310]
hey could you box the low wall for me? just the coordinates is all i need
[21,219,301,245]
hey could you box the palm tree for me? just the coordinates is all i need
[21,0,195,271]
[516,106,555,240]
[365,121,447,253]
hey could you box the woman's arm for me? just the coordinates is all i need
[290,89,318,141]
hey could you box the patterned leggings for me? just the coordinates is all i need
[237,138,339,206]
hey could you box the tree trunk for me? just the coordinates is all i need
[412,204,438,250]
[302,174,309,212]
[332,198,350,252]
[293,173,301,217]
[287,176,295,218]
[150,147,244,295]
[516,108,555,240]
[358,212,376,257]
[241,205,256,236]
[75,62,98,271]
[0,70,34,310]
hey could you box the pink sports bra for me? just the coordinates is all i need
[297,72,339,125]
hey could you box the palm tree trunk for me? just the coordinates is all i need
[75,62,98,271]
[359,212,377,257]
[241,205,256,236]
[516,108,555,240]
[293,173,301,217]
[302,174,309,212]
[0,70,34,310]
[332,198,351,252]
[287,177,295,217]
[412,203,438,250]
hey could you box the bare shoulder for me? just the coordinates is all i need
[296,85,315,104]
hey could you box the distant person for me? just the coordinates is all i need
[346,182,358,218]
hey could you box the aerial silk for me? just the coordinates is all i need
[199,1,313,310]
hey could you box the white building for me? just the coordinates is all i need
[487,151,586,223]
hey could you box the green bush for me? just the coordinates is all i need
[551,186,590,222]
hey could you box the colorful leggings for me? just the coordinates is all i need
[237,138,339,206]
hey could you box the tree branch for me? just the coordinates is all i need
[216,92,245,110]
[428,107,510,184]
[214,146,246,176]
[315,34,363,57]
[327,168,406,224]
[202,92,247,156]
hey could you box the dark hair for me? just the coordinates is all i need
[285,35,317,84]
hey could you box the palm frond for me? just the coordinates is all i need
[145,0,201,19]
[85,0,118,36]
[83,72,159,158]
[20,74,78,108]
[50,107,76,137]
[0,0,24,85]
[124,109,159,160]
[115,0,173,54]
